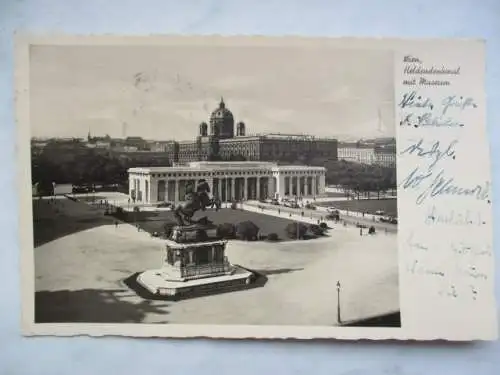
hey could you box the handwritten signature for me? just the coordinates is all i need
[441,95,478,115]
[407,232,429,251]
[424,205,486,226]
[400,138,457,168]
[451,242,492,257]
[399,91,477,116]
[400,167,490,205]
[399,91,434,110]
[399,112,463,128]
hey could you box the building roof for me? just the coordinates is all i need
[338,142,375,149]
[128,161,325,174]
[210,97,234,122]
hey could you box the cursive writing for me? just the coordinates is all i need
[399,91,434,110]
[441,95,477,115]
[459,266,488,280]
[407,232,428,251]
[399,166,433,190]
[399,112,463,128]
[400,168,490,205]
[408,260,445,277]
[425,205,486,226]
[416,170,490,205]
[400,138,457,169]
[451,242,492,257]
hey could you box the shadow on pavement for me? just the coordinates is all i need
[35,288,169,323]
[124,268,271,301]
[256,267,304,276]
[33,198,117,248]
[341,311,402,328]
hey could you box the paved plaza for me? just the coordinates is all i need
[34,195,399,326]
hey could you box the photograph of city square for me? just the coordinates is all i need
[29,41,399,327]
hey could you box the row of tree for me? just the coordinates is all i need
[323,160,397,198]
[31,141,171,192]
[31,141,396,198]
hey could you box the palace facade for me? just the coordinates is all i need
[159,98,339,164]
[338,141,396,168]
[128,161,326,204]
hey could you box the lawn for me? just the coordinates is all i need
[316,198,398,217]
[325,192,346,197]
[124,208,316,241]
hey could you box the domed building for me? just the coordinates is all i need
[209,98,234,139]
[164,97,339,165]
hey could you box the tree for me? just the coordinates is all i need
[285,222,308,240]
[216,223,236,239]
[322,159,396,199]
[309,224,325,236]
[267,233,280,242]
[236,221,260,241]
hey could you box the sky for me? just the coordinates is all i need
[30,43,395,141]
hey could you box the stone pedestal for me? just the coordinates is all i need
[137,224,255,298]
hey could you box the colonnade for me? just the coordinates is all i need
[132,176,275,204]
[129,167,326,204]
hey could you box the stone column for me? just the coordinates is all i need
[230,178,235,201]
[312,176,316,198]
[137,178,143,202]
[218,179,223,200]
[165,180,170,202]
[244,177,248,200]
[319,173,326,195]
[129,175,134,198]
[288,176,293,197]
[175,179,180,203]
[206,176,214,197]
[149,178,158,204]
[268,177,274,199]
[278,175,285,199]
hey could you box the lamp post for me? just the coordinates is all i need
[336,280,341,324]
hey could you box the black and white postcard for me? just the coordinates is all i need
[16,36,496,340]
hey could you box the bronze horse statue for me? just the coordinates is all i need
[173,179,221,226]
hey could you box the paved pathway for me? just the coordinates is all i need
[34,196,399,325]
[243,201,397,234]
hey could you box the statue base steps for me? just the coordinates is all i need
[137,265,255,299]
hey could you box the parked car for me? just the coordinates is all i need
[305,203,316,210]
[157,201,173,208]
[284,201,300,208]
[379,216,397,224]
[71,184,92,194]
[375,210,385,215]
[270,198,280,205]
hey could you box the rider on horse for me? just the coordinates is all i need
[173,179,213,226]
[195,179,211,211]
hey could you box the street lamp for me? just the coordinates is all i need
[336,280,341,324]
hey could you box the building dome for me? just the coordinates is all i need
[209,97,234,139]
[236,121,246,136]
[199,122,208,136]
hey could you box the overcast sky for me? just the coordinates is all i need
[30,44,394,141]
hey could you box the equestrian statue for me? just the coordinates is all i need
[173,179,221,226]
